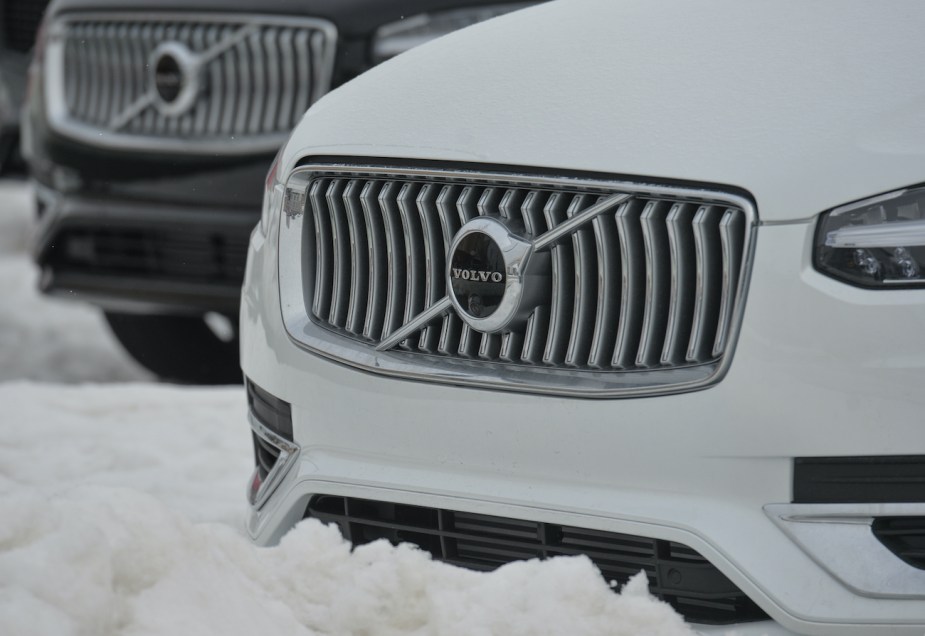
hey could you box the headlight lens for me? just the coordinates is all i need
[815,186,925,288]
[259,146,285,237]
[372,3,534,63]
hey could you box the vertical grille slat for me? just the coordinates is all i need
[397,184,426,347]
[587,204,620,369]
[417,185,444,352]
[325,180,351,329]
[343,181,370,336]
[565,195,597,368]
[636,201,672,368]
[360,181,388,341]
[436,186,463,355]
[687,206,725,362]
[292,31,312,122]
[378,182,408,341]
[293,168,751,393]
[542,193,573,366]
[262,27,282,134]
[308,180,333,320]
[713,209,746,358]
[612,200,646,368]
[277,29,296,131]
[49,13,335,151]
[661,203,697,365]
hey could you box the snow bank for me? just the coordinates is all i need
[0,486,694,636]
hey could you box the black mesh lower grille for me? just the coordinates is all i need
[872,517,925,570]
[305,495,767,625]
[47,225,248,286]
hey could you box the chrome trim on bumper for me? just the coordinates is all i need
[765,503,925,600]
[247,413,300,510]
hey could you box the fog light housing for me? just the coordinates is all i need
[815,186,925,288]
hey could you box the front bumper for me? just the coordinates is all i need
[34,190,256,315]
[240,216,925,634]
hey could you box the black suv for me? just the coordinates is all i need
[23,0,533,383]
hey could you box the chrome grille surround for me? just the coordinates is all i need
[279,164,757,398]
[43,12,337,154]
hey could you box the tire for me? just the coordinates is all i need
[104,312,241,385]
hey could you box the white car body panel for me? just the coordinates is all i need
[241,1,925,633]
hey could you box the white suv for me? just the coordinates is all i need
[240,1,925,633]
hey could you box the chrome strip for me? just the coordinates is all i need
[564,194,594,368]
[587,207,619,369]
[326,180,350,328]
[661,203,695,365]
[765,503,925,600]
[713,209,745,357]
[44,12,337,155]
[360,181,387,341]
[343,180,368,335]
[636,201,669,368]
[612,200,644,369]
[309,180,332,319]
[378,182,405,341]
[279,163,758,398]
[687,205,723,362]
[247,413,300,510]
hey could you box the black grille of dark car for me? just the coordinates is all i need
[49,225,248,286]
[305,495,768,625]
[46,13,335,153]
[2,0,49,53]
[872,517,925,570]
[247,380,293,481]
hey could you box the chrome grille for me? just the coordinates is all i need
[43,13,336,154]
[279,165,756,397]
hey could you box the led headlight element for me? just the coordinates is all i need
[815,186,925,288]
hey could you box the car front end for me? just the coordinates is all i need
[240,1,925,633]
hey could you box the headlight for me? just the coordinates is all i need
[259,146,285,237]
[372,3,535,63]
[815,186,925,288]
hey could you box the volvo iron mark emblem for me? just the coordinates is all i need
[447,217,548,333]
[450,231,506,319]
[149,42,200,117]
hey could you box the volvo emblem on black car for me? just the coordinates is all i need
[154,53,183,103]
[149,42,200,117]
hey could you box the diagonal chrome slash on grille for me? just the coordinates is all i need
[109,24,261,132]
[375,192,632,352]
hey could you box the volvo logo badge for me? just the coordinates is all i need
[447,217,549,332]
[149,43,200,117]
[451,269,504,283]
[154,53,183,104]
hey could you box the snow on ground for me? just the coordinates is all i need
[0,179,702,635]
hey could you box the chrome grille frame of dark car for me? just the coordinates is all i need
[278,163,757,398]
[43,13,336,154]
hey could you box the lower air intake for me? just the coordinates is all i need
[305,495,767,625]
[872,517,925,570]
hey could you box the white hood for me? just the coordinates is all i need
[286,0,925,222]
